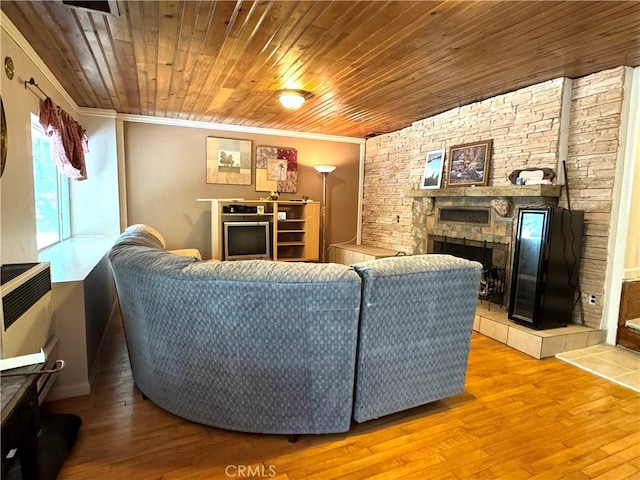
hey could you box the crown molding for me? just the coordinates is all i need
[1,12,80,115]
[78,107,117,119]
[117,113,366,144]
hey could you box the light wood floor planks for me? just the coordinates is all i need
[44,312,640,480]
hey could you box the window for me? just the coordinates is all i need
[31,113,70,250]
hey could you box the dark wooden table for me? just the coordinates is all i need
[1,363,43,480]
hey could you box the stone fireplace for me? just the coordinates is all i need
[410,185,562,306]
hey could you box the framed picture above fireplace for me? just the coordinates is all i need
[420,149,445,189]
[446,139,492,187]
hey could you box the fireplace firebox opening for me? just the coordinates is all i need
[428,235,508,307]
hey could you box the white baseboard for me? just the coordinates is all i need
[46,382,91,402]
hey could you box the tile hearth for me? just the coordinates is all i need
[474,302,605,359]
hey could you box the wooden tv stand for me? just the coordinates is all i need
[198,199,320,262]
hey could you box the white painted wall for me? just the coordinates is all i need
[46,281,90,399]
[0,26,74,263]
[1,14,120,400]
[624,68,640,280]
[1,14,120,260]
[73,112,120,237]
[603,67,639,343]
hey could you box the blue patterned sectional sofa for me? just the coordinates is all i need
[108,225,481,435]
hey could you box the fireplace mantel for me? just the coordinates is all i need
[407,185,562,199]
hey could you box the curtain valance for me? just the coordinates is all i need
[39,98,89,181]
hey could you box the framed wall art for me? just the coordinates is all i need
[255,145,297,193]
[420,149,445,189]
[446,139,492,187]
[206,137,252,185]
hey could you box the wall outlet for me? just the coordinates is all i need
[588,294,597,305]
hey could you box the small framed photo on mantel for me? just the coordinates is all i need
[446,139,492,187]
[420,149,445,189]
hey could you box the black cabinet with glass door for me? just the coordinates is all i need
[508,207,583,330]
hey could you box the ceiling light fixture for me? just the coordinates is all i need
[277,89,311,110]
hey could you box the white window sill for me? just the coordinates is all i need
[38,236,118,283]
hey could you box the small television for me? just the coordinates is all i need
[224,221,271,260]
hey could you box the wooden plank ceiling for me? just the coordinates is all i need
[3,1,640,138]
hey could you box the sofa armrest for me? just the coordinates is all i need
[351,254,482,422]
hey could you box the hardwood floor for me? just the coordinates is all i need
[44,311,640,480]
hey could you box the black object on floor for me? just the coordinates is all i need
[4,413,82,480]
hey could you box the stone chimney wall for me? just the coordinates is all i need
[559,68,627,327]
[362,67,627,329]
[362,78,564,254]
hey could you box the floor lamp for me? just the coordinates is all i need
[314,165,336,262]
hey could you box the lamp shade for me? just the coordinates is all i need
[277,89,310,110]
[314,165,336,174]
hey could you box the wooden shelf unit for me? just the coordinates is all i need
[200,199,320,262]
